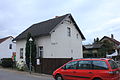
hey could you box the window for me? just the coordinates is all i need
[9,44,12,49]
[67,27,71,37]
[38,46,43,58]
[65,61,78,69]
[78,60,92,69]
[76,34,78,39]
[20,48,23,59]
[92,60,108,70]
[108,60,118,69]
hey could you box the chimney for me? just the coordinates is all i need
[55,16,61,18]
[111,34,114,39]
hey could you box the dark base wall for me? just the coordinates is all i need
[35,58,72,74]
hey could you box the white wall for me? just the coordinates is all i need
[16,40,26,61]
[36,17,83,59]
[0,37,16,59]
[49,17,83,59]
[36,36,51,58]
[16,17,83,61]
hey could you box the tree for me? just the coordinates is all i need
[25,33,36,70]
[94,37,100,43]
[98,40,114,58]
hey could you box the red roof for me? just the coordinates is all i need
[101,36,120,45]
[0,36,12,44]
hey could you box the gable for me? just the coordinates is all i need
[14,14,85,41]
[0,36,13,44]
[101,36,120,46]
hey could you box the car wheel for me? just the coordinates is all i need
[93,78,102,80]
[55,74,63,80]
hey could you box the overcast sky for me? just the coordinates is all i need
[0,0,120,44]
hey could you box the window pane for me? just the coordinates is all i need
[20,48,23,59]
[9,44,12,49]
[38,46,43,58]
[76,34,78,39]
[78,60,92,69]
[92,60,108,70]
[67,27,71,37]
[65,61,78,69]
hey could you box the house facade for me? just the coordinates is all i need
[83,43,102,58]
[101,35,120,60]
[14,14,85,74]
[0,36,16,60]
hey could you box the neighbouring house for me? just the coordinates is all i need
[0,36,16,60]
[100,35,120,49]
[14,14,85,74]
[83,34,120,60]
[83,43,102,58]
[101,35,120,60]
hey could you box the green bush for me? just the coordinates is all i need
[16,61,26,71]
[1,58,13,67]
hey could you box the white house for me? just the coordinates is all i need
[14,14,85,74]
[0,36,16,60]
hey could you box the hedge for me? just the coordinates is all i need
[1,58,13,67]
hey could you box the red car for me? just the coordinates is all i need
[53,58,120,80]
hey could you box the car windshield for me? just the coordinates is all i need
[108,60,118,69]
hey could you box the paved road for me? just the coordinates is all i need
[0,69,54,80]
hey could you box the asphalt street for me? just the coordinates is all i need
[0,68,54,80]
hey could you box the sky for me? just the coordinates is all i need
[0,0,120,44]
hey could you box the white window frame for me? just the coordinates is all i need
[38,46,43,58]
[20,48,23,59]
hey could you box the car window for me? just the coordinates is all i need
[108,60,118,69]
[65,61,78,69]
[92,60,108,70]
[78,60,92,69]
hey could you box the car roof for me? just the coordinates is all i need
[72,58,112,62]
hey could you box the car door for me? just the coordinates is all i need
[61,61,78,80]
[74,60,94,80]
[91,60,110,79]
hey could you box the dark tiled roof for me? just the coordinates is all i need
[101,36,120,45]
[0,36,12,44]
[14,14,85,41]
[84,43,102,49]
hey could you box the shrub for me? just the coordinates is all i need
[16,61,25,71]
[1,58,13,67]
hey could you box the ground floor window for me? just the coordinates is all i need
[20,48,23,59]
[38,46,43,58]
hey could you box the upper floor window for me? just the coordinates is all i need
[67,27,71,37]
[20,48,23,59]
[76,34,78,39]
[9,44,12,49]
